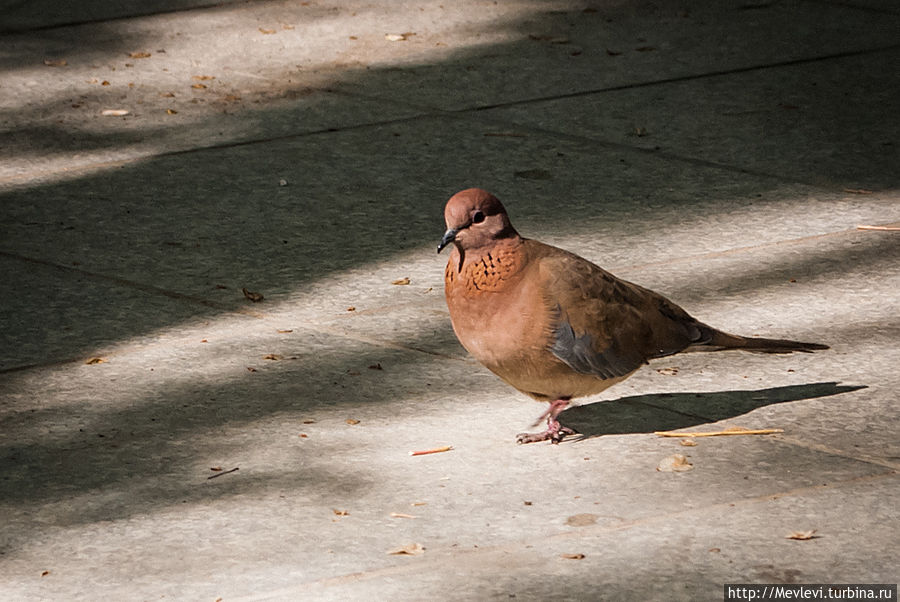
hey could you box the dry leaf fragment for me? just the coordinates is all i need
[561,553,585,560]
[302,419,316,424]
[259,27,276,34]
[192,75,216,81]
[390,512,416,519]
[128,51,152,58]
[679,439,698,447]
[277,329,293,333]
[161,92,175,98]
[166,109,177,115]
[656,367,679,376]
[411,501,428,506]
[101,109,129,116]
[346,306,356,312]
[263,354,283,361]
[786,530,818,540]
[565,513,598,527]
[332,509,349,516]
[392,277,410,285]
[43,58,67,67]
[409,446,452,456]
[210,466,223,471]
[247,366,257,372]
[345,419,360,425]
[657,454,694,472]
[242,288,264,302]
[41,570,51,576]
[388,543,425,555]
[85,357,106,365]
[385,33,411,42]
[191,83,207,89]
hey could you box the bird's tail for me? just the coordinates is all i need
[691,326,829,354]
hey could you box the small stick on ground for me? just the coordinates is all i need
[207,467,239,479]
[409,446,453,456]
[655,428,783,438]
[857,224,900,232]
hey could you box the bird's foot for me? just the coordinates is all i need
[516,420,576,444]
[518,398,576,444]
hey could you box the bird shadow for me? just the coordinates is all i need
[559,382,866,439]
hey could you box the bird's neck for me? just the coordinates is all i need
[446,237,527,293]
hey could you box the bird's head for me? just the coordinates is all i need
[437,188,518,254]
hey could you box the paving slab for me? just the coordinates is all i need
[3,114,896,370]
[4,0,900,180]
[242,473,898,601]
[0,0,248,32]
[325,0,900,111]
[481,47,900,189]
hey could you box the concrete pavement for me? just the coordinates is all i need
[1,1,898,600]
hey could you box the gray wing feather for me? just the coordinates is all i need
[550,320,645,379]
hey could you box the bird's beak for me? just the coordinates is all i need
[437,227,458,254]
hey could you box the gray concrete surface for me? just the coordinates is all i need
[1,0,898,600]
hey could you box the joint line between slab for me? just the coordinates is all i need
[464,43,900,113]
[0,1,241,34]
[2,222,876,372]
[803,0,900,15]
[0,249,261,317]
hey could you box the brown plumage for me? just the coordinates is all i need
[438,188,828,444]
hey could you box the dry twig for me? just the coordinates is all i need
[207,467,239,480]
[857,224,900,232]
[655,427,783,438]
[409,446,453,456]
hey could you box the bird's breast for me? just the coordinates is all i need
[444,247,552,368]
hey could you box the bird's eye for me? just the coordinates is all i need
[472,211,485,224]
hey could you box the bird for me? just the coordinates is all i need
[438,188,828,444]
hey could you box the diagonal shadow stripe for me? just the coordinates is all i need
[560,382,866,437]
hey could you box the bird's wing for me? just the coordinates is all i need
[530,241,708,378]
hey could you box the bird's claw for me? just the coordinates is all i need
[516,424,576,445]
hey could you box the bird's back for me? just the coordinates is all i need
[444,238,709,400]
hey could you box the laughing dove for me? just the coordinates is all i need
[438,188,828,444]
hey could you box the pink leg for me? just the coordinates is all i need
[516,399,576,444]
